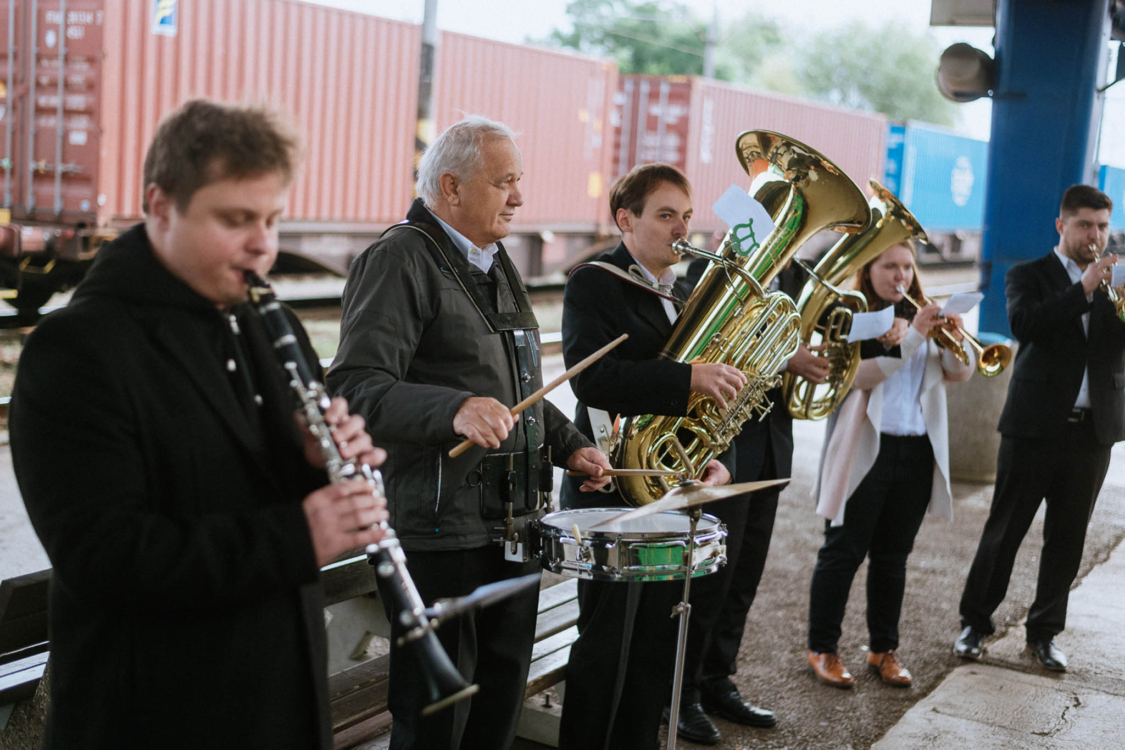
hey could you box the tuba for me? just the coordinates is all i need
[782,181,928,420]
[611,131,870,506]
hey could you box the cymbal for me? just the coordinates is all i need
[589,478,790,529]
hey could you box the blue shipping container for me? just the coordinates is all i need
[885,122,989,234]
[884,124,907,196]
[1099,165,1125,232]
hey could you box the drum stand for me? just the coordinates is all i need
[666,505,703,750]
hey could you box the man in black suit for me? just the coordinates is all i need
[955,184,1121,671]
[557,163,741,750]
[10,100,388,749]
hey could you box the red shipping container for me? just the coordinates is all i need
[96,0,421,228]
[615,75,887,236]
[1,0,620,243]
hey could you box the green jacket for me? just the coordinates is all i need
[328,199,590,551]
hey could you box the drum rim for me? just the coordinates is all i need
[540,507,721,536]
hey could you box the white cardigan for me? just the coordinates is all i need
[813,327,974,526]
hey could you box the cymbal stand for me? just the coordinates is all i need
[666,506,702,750]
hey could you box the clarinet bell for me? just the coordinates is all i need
[412,631,480,716]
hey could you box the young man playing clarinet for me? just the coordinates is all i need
[11,99,387,749]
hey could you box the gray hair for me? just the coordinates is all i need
[415,116,517,207]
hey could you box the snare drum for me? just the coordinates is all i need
[536,508,726,582]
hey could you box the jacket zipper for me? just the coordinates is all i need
[434,449,442,517]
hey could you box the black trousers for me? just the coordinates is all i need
[959,421,1110,641]
[808,434,934,654]
[557,578,680,750]
[680,440,780,704]
[377,546,541,750]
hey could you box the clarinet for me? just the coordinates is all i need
[244,271,478,716]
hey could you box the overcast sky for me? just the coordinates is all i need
[307,0,1123,167]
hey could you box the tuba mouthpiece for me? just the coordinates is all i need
[671,238,695,257]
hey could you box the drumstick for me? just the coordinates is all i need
[565,469,685,477]
[448,333,629,459]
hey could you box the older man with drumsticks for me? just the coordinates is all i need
[327,115,610,749]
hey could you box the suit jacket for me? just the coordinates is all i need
[998,251,1125,446]
[560,243,694,507]
[10,226,332,749]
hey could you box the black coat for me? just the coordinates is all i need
[328,199,588,549]
[998,251,1125,445]
[560,243,695,507]
[10,225,332,749]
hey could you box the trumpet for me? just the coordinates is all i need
[895,285,1012,377]
[1090,243,1125,322]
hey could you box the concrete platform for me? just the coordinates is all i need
[875,521,1125,749]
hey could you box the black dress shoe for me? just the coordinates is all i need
[701,686,777,728]
[953,626,984,660]
[673,703,721,745]
[1027,638,1068,672]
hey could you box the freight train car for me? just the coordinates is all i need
[884,121,989,264]
[0,0,618,314]
[612,74,887,249]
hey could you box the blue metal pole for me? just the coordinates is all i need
[979,0,1111,337]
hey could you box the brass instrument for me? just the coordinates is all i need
[895,285,1012,377]
[1091,243,1125,321]
[611,130,870,506]
[782,180,928,420]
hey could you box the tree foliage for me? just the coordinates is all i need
[793,21,956,126]
[546,0,712,77]
[542,2,958,127]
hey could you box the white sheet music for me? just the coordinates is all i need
[1112,264,1125,287]
[940,292,984,316]
[846,306,895,343]
[711,184,776,237]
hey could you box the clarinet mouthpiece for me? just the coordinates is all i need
[243,270,272,303]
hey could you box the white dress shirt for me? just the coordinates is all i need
[427,208,499,274]
[879,341,928,436]
[1053,247,1092,409]
[628,252,679,324]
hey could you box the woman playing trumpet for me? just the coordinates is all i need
[806,241,974,688]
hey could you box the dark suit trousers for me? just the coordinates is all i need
[959,421,1110,641]
[680,439,780,702]
[558,578,680,750]
[378,547,541,750]
[808,435,934,654]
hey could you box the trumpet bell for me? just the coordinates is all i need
[975,342,1012,378]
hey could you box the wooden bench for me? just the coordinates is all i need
[325,557,580,749]
[0,560,580,747]
[0,569,51,731]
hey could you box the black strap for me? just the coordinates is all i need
[382,221,539,332]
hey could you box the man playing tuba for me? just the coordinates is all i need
[558,163,735,749]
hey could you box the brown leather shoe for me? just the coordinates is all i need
[867,649,913,686]
[807,651,855,688]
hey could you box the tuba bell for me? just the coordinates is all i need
[782,180,928,420]
[611,131,870,506]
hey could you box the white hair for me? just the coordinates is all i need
[415,116,517,207]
